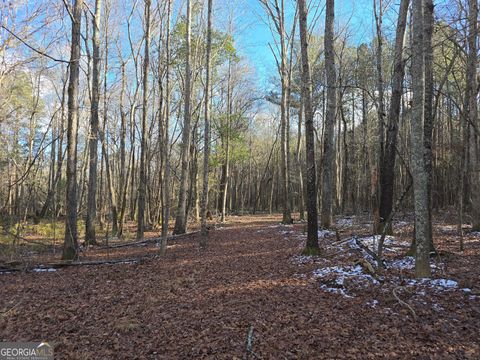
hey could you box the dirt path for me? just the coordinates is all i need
[1,215,479,359]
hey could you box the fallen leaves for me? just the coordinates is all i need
[0,214,479,359]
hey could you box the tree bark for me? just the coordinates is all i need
[136,0,151,240]
[173,0,192,235]
[85,0,102,245]
[160,0,172,255]
[377,0,409,234]
[298,0,319,253]
[63,0,84,260]
[321,0,336,229]
[467,0,479,230]
[411,0,431,278]
[200,0,213,244]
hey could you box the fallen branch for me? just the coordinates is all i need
[377,178,413,268]
[0,257,147,274]
[245,325,261,360]
[393,286,418,321]
[0,300,22,318]
[100,231,200,249]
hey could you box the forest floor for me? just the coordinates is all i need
[1,214,479,359]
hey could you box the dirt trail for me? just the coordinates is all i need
[1,215,479,359]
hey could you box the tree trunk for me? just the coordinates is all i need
[136,0,151,240]
[160,0,172,255]
[377,0,409,234]
[321,0,336,229]
[298,0,319,254]
[85,0,102,245]
[200,0,213,244]
[63,0,83,260]
[467,0,479,230]
[173,0,192,235]
[411,0,431,278]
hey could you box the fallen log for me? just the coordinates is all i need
[99,230,200,249]
[0,257,148,274]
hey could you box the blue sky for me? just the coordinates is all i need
[227,0,387,89]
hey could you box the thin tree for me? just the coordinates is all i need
[200,0,213,243]
[321,0,336,228]
[173,0,192,235]
[298,0,319,254]
[378,0,409,234]
[62,0,84,260]
[260,0,292,224]
[160,0,172,255]
[137,0,151,240]
[411,0,431,278]
[467,0,479,230]
[85,0,102,246]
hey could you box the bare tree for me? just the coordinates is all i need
[173,0,192,235]
[378,0,409,234]
[136,0,151,240]
[321,0,336,228]
[200,0,213,243]
[411,0,431,278]
[85,0,103,246]
[467,0,479,230]
[160,0,172,255]
[298,0,319,254]
[63,0,84,260]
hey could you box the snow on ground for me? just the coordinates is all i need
[33,268,57,272]
[387,256,415,270]
[335,216,354,227]
[312,265,379,297]
[318,229,335,238]
[356,235,410,253]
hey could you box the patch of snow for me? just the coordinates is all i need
[407,278,458,290]
[318,229,335,238]
[313,264,380,293]
[366,299,379,308]
[291,255,314,265]
[116,261,138,265]
[358,235,396,252]
[394,221,409,228]
[461,288,472,293]
[319,284,352,298]
[33,268,57,272]
[430,279,458,288]
[335,217,354,227]
[387,256,415,270]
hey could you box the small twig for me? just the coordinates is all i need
[245,325,262,359]
[0,300,22,318]
[393,286,418,321]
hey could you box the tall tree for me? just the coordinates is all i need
[372,0,385,233]
[63,0,84,260]
[200,0,213,243]
[321,0,336,228]
[298,0,319,254]
[260,0,292,224]
[377,0,409,234]
[411,0,431,278]
[467,0,479,230]
[173,0,192,235]
[136,0,151,240]
[85,0,103,245]
[160,0,172,254]
[423,0,435,249]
